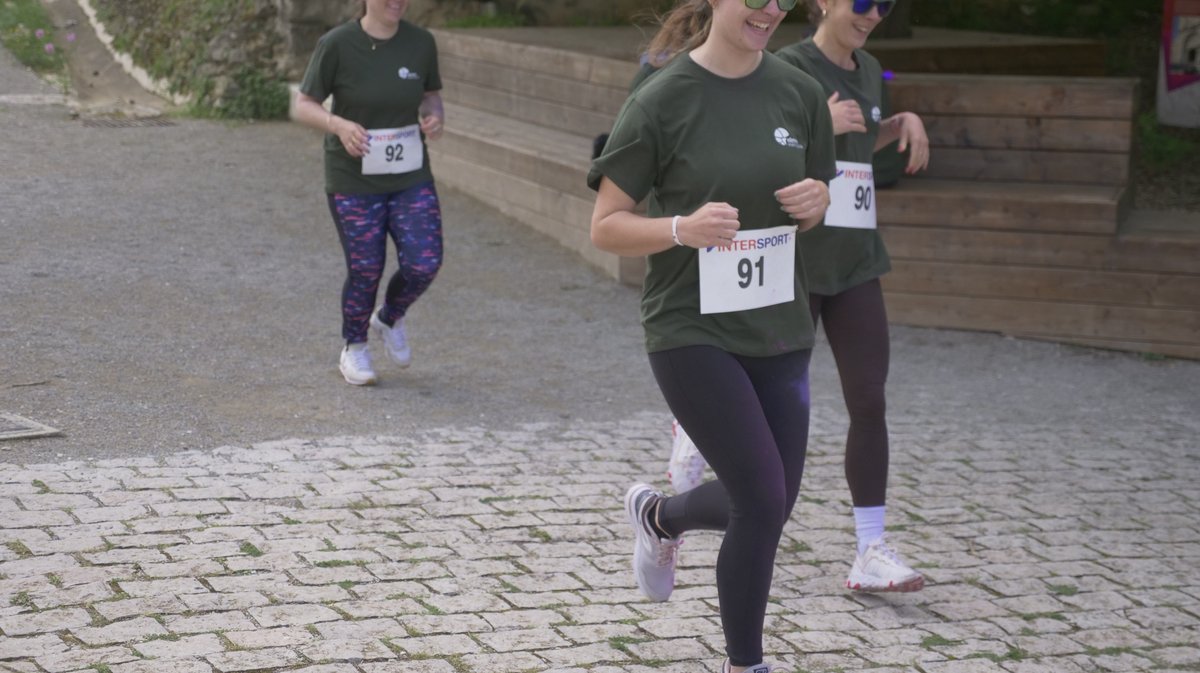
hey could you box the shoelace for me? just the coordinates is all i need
[347,348,371,369]
[870,537,904,566]
[652,535,682,567]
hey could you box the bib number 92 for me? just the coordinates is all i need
[384,143,404,163]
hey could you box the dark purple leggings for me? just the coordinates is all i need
[649,346,812,667]
[808,278,890,507]
[327,182,443,344]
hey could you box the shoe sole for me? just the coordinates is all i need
[341,370,378,386]
[846,574,925,593]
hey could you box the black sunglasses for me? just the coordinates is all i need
[744,0,799,11]
[852,0,895,17]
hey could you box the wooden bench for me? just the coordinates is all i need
[428,28,1200,360]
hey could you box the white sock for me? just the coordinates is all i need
[854,506,886,556]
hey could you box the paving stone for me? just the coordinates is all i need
[164,611,257,634]
[205,646,303,672]
[72,617,168,646]
[111,661,215,673]
[35,644,138,673]
[0,607,92,636]
[133,633,225,658]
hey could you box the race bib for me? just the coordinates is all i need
[362,124,423,175]
[825,161,876,229]
[698,225,797,315]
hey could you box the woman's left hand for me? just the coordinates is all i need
[775,178,830,229]
[896,112,930,174]
[420,114,444,141]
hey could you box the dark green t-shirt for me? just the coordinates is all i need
[775,39,892,295]
[300,20,442,195]
[588,53,837,357]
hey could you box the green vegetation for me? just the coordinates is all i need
[238,541,263,557]
[0,0,67,80]
[445,13,528,28]
[96,0,289,119]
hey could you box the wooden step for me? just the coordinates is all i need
[887,259,1200,310]
[890,73,1138,120]
[879,179,1126,234]
[432,28,638,90]
[883,292,1200,359]
[881,224,1200,275]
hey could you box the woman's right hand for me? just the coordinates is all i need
[676,202,741,248]
[827,91,867,136]
[331,116,370,158]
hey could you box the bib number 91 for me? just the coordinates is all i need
[738,257,765,288]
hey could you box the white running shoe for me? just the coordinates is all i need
[667,419,707,493]
[845,535,925,593]
[370,307,411,367]
[624,483,682,602]
[722,660,780,673]
[339,343,378,386]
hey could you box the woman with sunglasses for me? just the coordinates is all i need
[774,0,929,593]
[589,0,834,670]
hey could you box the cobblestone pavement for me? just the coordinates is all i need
[1,403,1198,673]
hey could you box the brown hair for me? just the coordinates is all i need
[644,0,713,68]
[805,0,824,25]
[356,0,367,19]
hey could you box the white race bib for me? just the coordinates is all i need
[825,160,876,229]
[698,225,797,315]
[362,124,424,175]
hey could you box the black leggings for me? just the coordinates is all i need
[649,346,812,667]
[808,278,890,508]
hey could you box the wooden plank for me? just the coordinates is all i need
[889,74,1138,119]
[881,292,1200,345]
[876,44,1106,77]
[886,259,1200,309]
[879,179,1123,234]
[881,225,1200,275]
[441,80,615,138]
[431,29,638,89]
[441,54,627,116]
[917,147,1127,185]
[923,114,1132,153]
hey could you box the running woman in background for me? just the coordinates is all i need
[292,0,446,386]
[775,0,929,592]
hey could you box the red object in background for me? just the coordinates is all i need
[1163,0,1200,91]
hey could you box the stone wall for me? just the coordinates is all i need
[87,0,672,108]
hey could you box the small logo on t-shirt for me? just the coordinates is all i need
[774,127,803,149]
[397,67,422,80]
[871,106,882,123]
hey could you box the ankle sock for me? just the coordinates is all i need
[854,505,886,555]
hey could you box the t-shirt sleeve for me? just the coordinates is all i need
[586,97,659,202]
[299,34,336,102]
[425,33,442,92]
[805,81,837,183]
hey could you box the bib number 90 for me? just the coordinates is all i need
[854,185,873,211]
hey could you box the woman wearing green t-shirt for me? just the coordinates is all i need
[588,0,835,670]
[774,0,929,593]
[293,0,445,386]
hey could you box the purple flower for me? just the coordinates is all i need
[66,32,76,43]
[34,28,44,39]
[44,42,55,54]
